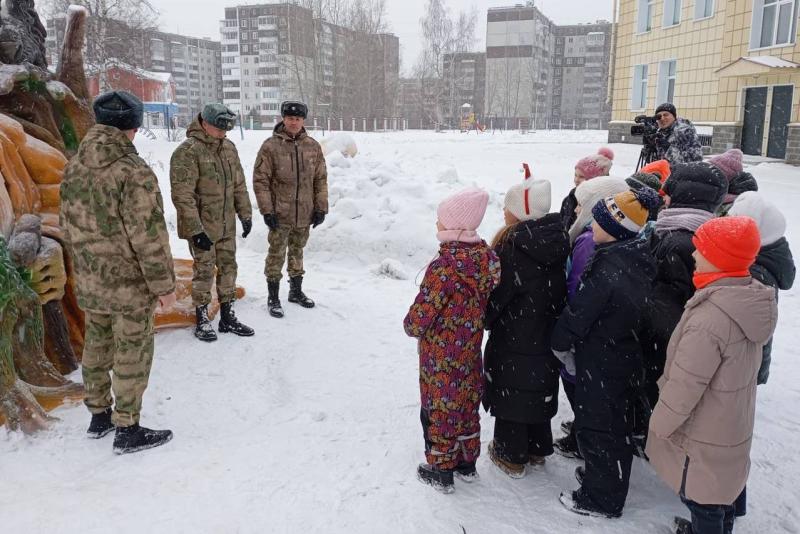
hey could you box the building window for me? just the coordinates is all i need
[631,64,648,110]
[637,0,656,33]
[751,0,798,48]
[663,0,682,27]
[656,60,677,104]
[694,0,714,19]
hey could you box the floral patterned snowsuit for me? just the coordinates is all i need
[404,240,501,470]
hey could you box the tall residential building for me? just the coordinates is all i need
[46,16,222,123]
[484,4,613,128]
[484,5,555,125]
[442,52,486,123]
[220,3,399,127]
[552,22,613,128]
[609,0,800,163]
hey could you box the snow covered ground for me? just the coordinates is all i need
[2,129,799,534]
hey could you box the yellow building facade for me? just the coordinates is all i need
[609,0,800,163]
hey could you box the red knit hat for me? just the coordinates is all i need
[641,160,671,183]
[692,216,761,272]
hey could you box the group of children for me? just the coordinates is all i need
[403,147,796,534]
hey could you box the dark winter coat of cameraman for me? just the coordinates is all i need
[653,103,704,165]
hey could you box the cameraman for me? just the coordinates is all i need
[653,103,703,165]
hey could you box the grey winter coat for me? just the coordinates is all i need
[655,118,704,165]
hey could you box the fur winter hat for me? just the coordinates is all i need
[728,191,786,247]
[505,163,551,222]
[575,147,615,180]
[568,177,629,243]
[93,90,143,131]
[592,187,661,241]
[437,186,489,232]
[693,216,760,272]
[641,160,671,183]
[662,162,728,213]
[708,149,744,182]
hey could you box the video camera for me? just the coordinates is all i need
[631,114,659,138]
[631,114,660,171]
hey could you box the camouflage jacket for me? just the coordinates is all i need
[60,125,176,314]
[253,123,328,228]
[170,118,253,241]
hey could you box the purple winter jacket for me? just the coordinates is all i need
[566,228,596,302]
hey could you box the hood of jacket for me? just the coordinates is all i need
[689,277,777,345]
[755,237,796,291]
[506,213,570,268]
[438,240,500,300]
[77,124,138,170]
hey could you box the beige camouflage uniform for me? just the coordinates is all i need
[170,117,252,306]
[60,125,176,427]
[253,124,328,282]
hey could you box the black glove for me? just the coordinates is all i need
[311,210,326,228]
[263,213,279,230]
[191,232,213,251]
[240,218,252,238]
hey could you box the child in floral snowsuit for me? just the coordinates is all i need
[404,187,501,493]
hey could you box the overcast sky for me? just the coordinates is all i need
[150,0,612,74]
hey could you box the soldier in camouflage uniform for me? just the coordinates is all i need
[253,101,328,318]
[60,91,176,455]
[170,104,254,342]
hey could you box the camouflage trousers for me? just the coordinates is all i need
[82,304,156,428]
[189,233,237,306]
[265,226,310,283]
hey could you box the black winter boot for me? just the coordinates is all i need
[454,461,479,483]
[268,282,284,318]
[673,517,693,534]
[288,276,315,308]
[195,304,217,342]
[218,301,254,336]
[87,408,114,439]
[416,463,455,494]
[113,423,173,455]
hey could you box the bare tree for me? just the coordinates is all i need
[39,0,159,89]
[413,0,476,128]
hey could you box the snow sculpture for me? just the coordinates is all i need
[320,132,358,159]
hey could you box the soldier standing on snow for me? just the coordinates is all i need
[253,101,328,318]
[60,91,176,454]
[170,104,254,342]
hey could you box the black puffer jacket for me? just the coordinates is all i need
[484,213,570,424]
[560,188,578,231]
[552,237,656,433]
[751,237,796,384]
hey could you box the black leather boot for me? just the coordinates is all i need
[288,276,315,308]
[268,281,284,318]
[87,408,114,439]
[113,423,173,455]
[194,304,218,342]
[218,301,254,336]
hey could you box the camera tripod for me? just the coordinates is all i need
[635,145,658,173]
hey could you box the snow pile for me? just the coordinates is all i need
[320,132,358,158]
[371,258,410,280]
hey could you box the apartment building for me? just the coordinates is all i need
[484,4,613,128]
[609,0,800,163]
[442,52,487,123]
[220,3,399,127]
[46,16,222,123]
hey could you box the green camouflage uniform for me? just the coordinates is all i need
[253,123,328,282]
[60,125,175,427]
[170,117,253,306]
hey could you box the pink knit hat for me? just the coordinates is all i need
[575,147,615,180]
[708,149,743,181]
[437,187,489,243]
